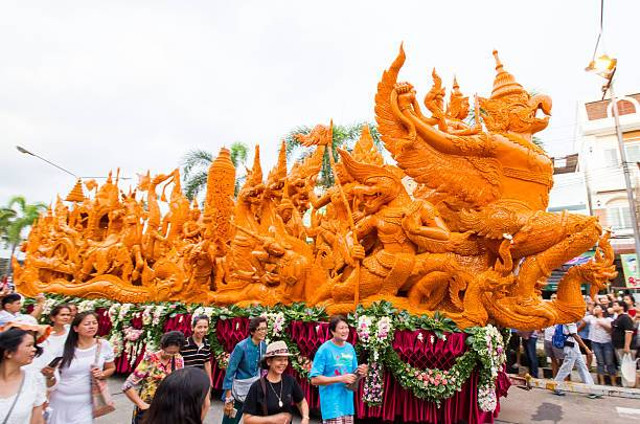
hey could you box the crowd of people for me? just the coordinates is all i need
[508,292,639,394]
[1,284,638,423]
[0,289,368,424]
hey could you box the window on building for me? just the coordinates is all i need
[625,143,640,163]
[606,201,632,231]
[554,157,567,168]
[604,148,619,167]
[617,100,637,116]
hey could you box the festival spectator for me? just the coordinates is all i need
[543,326,564,377]
[123,330,185,424]
[243,341,309,424]
[27,304,71,371]
[607,301,636,361]
[182,315,212,381]
[0,283,11,299]
[43,311,116,424]
[553,322,597,397]
[506,329,522,371]
[577,313,594,370]
[67,303,78,321]
[597,295,612,316]
[517,330,538,378]
[0,327,46,424]
[0,293,46,326]
[143,367,211,424]
[222,316,268,424]
[584,305,616,385]
[623,294,636,318]
[310,315,368,424]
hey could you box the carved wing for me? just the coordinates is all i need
[288,145,325,182]
[375,46,503,208]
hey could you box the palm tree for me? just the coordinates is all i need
[284,122,383,188]
[0,196,47,277]
[181,141,249,200]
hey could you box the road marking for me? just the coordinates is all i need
[617,407,640,418]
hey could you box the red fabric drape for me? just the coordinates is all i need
[105,313,509,423]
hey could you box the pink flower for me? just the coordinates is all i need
[434,380,440,386]
[442,379,448,384]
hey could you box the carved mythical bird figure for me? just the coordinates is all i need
[376,45,615,328]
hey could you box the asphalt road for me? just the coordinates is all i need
[96,376,317,424]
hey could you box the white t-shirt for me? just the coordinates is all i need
[0,310,35,326]
[0,369,46,424]
[583,315,613,344]
[543,326,555,342]
[26,328,70,372]
[563,323,579,347]
[51,339,115,401]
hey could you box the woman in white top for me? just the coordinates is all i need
[28,304,71,372]
[583,305,616,385]
[43,311,116,424]
[0,327,46,424]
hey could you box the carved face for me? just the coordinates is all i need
[481,93,552,135]
[265,242,286,257]
[268,178,284,198]
[239,184,264,205]
[353,177,400,214]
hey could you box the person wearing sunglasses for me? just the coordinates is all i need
[122,331,185,424]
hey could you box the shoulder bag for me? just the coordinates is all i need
[259,376,269,416]
[91,339,116,418]
[231,341,264,403]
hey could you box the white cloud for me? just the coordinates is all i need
[1,0,639,205]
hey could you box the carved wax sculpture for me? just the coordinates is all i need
[14,46,616,329]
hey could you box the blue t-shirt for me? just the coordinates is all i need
[309,340,358,420]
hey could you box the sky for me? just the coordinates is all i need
[1,0,640,207]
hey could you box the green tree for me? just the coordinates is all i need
[284,122,382,188]
[0,196,47,277]
[181,141,249,200]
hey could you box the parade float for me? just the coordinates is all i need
[14,46,616,423]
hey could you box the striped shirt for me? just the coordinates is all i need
[181,336,212,369]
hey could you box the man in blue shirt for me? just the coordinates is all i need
[310,315,368,424]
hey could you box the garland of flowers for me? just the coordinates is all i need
[466,325,508,412]
[26,296,505,410]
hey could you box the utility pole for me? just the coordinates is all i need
[608,84,640,263]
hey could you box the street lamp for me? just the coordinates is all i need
[16,145,78,178]
[16,145,131,180]
[586,56,640,267]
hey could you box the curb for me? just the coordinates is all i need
[509,374,640,399]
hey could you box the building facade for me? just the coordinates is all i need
[578,92,640,287]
